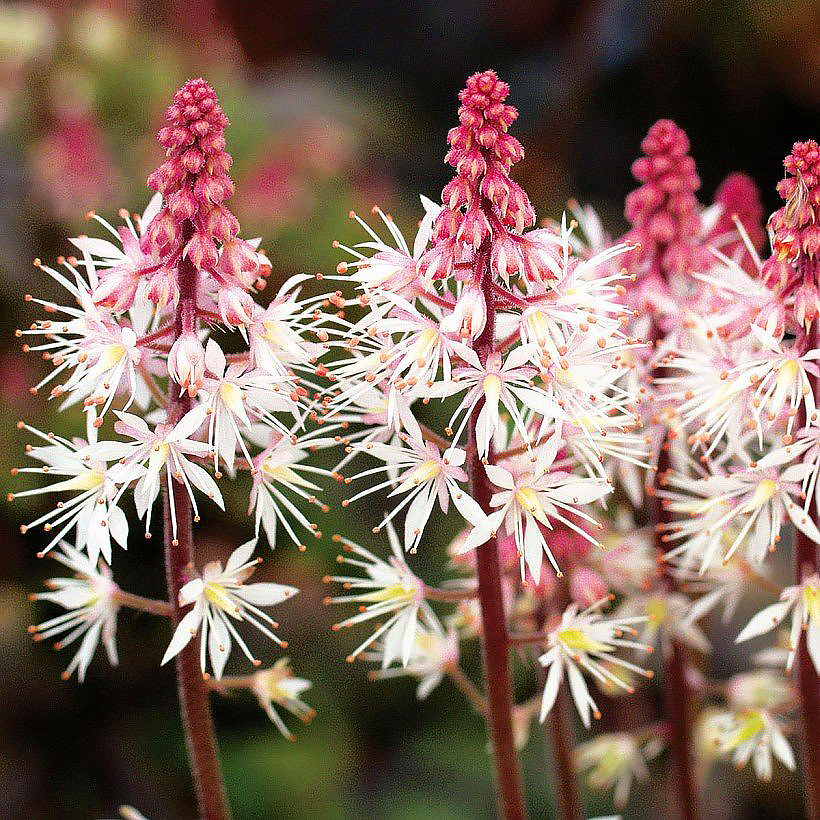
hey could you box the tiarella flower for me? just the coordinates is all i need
[247,274,326,378]
[332,198,440,298]
[93,405,224,540]
[575,733,661,809]
[249,427,332,550]
[712,709,795,782]
[200,339,301,476]
[365,613,459,700]
[659,449,820,569]
[12,421,128,563]
[434,346,549,456]
[250,658,315,739]
[342,428,487,552]
[464,449,611,581]
[539,598,652,727]
[28,543,119,682]
[735,574,819,672]
[21,270,144,419]
[327,526,436,666]
[161,539,297,679]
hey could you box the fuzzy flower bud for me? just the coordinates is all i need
[624,119,705,278]
[168,331,206,397]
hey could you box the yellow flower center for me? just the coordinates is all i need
[749,478,777,508]
[558,627,608,652]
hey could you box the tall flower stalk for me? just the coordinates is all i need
[15,78,326,819]
[323,70,653,819]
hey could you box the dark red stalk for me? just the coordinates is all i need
[540,592,583,820]
[795,321,820,820]
[470,250,528,820]
[163,227,231,820]
[547,688,584,820]
[654,441,699,820]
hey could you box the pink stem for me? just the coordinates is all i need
[796,323,820,820]
[163,223,231,820]
[470,247,528,820]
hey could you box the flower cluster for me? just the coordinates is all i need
[17,79,323,738]
[324,70,657,781]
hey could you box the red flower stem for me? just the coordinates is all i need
[654,442,699,820]
[163,223,231,820]
[546,687,583,820]
[469,245,528,820]
[795,321,820,820]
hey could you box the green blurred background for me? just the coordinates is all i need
[0,1,817,817]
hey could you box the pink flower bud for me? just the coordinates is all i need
[145,267,180,309]
[168,331,205,397]
[218,284,255,326]
[184,232,218,271]
[219,238,260,287]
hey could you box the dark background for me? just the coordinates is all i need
[0,1,817,817]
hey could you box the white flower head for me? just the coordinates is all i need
[735,573,819,672]
[12,421,129,564]
[575,732,661,810]
[161,539,298,679]
[539,598,653,728]
[365,611,459,700]
[250,658,315,740]
[712,709,795,782]
[342,427,488,553]
[327,524,435,667]
[29,543,119,682]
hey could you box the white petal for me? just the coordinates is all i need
[225,539,258,574]
[735,601,791,643]
[234,583,298,606]
[161,608,202,665]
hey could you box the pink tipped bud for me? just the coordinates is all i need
[145,266,180,310]
[794,282,820,330]
[218,238,259,287]
[168,331,205,396]
[184,232,218,271]
[218,284,255,326]
[489,231,524,283]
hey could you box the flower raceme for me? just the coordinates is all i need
[17,79,323,744]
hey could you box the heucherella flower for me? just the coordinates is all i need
[249,426,334,550]
[327,525,437,666]
[659,448,820,569]
[250,658,315,739]
[342,427,488,552]
[575,733,662,809]
[161,539,298,679]
[712,709,795,782]
[28,543,119,682]
[539,598,653,727]
[735,574,819,672]
[11,420,128,564]
[463,447,611,581]
[365,611,459,700]
[88,405,223,541]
